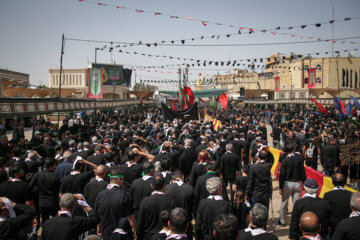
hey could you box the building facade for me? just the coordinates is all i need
[48,68,129,99]
[198,54,360,100]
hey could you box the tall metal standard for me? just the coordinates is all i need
[178,67,182,110]
[58,34,65,98]
[58,34,65,124]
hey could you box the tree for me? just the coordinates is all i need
[132,83,154,91]
[36,84,48,89]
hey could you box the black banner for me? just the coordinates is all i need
[161,102,199,121]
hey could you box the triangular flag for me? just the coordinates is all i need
[219,92,228,110]
[172,99,177,111]
[350,95,360,109]
[311,98,328,115]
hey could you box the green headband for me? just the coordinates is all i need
[141,166,154,176]
[108,174,124,179]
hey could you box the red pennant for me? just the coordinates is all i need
[311,98,328,115]
[202,22,207,26]
[219,92,228,110]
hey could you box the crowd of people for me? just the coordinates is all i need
[0,105,359,240]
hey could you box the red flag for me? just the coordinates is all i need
[219,92,228,110]
[139,98,145,107]
[183,86,195,105]
[311,98,328,115]
[172,99,177,111]
[339,99,346,115]
[308,68,316,88]
[275,77,280,92]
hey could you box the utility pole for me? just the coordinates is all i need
[178,67,182,110]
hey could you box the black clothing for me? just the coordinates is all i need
[119,162,142,193]
[164,181,196,217]
[238,228,278,240]
[0,203,36,240]
[279,153,306,190]
[42,143,55,158]
[189,161,207,187]
[194,172,229,206]
[0,180,33,204]
[232,202,250,230]
[94,185,134,240]
[194,197,232,240]
[29,170,60,208]
[331,216,360,240]
[136,193,174,240]
[321,143,340,170]
[220,152,239,182]
[233,176,248,192]
[130,176,153,215]
[0,170,8,184]
[86,153,105,166]
[176,147,196,177]
[41,211,98,240]
[246,161,272,199]
[289,196,331,240]
[323,188,352,235]
[59,171,94,194]
[83,178,109,208]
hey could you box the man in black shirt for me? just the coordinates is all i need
[0,163,34,209]
[0,197,36,240]
[238,203,278,240]
[323,173,352,236]
[299,211,322,240]
[136,175,174,240]
[279,142,306,226]
[246,150,272,209]
[213,214,239,240]
[41,193,98,240]
[84,165,108,208]
[220,143,239,202]
[94,168,136,240]
[332,192,360,240]
[321,136,340,176]
[166,208,190,240]
[59,157,97,196]
[189,150,208,187]
[29,158,60,224]
[195,177,232,240]
[130,161,155,217]
[164,170,195,219]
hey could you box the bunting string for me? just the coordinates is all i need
[77,0,360,45]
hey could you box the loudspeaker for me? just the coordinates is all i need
[240,87,245,96]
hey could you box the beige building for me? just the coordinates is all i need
[48,68,129,99]
[198,54,360,100]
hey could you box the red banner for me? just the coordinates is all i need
[308,68,316,88]
[275,76,280,92]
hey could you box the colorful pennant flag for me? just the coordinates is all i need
[204,110,222,131]
[311,98,328,115]
[350,95,360,109]
[171,99,177,111]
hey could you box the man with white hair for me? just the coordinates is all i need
[194,177,232,240]
[289,178,331,240]
[238,203,278,240]
[332,192,360,240]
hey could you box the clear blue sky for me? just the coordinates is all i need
[1,0,359,90]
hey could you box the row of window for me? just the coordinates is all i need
[304,64,322,72]
[279,92,307,99]
[52,74,83,86]
[304,77,322,84]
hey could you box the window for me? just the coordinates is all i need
[299,92,306,98]
[279,93,285,99]
[316,77,322,84]
[316,64,322,71]
[304,65,309,72]
[304,78,308,84]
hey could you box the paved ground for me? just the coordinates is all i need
[7,125,292,239]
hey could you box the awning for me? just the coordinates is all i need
[159,88,228,98]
